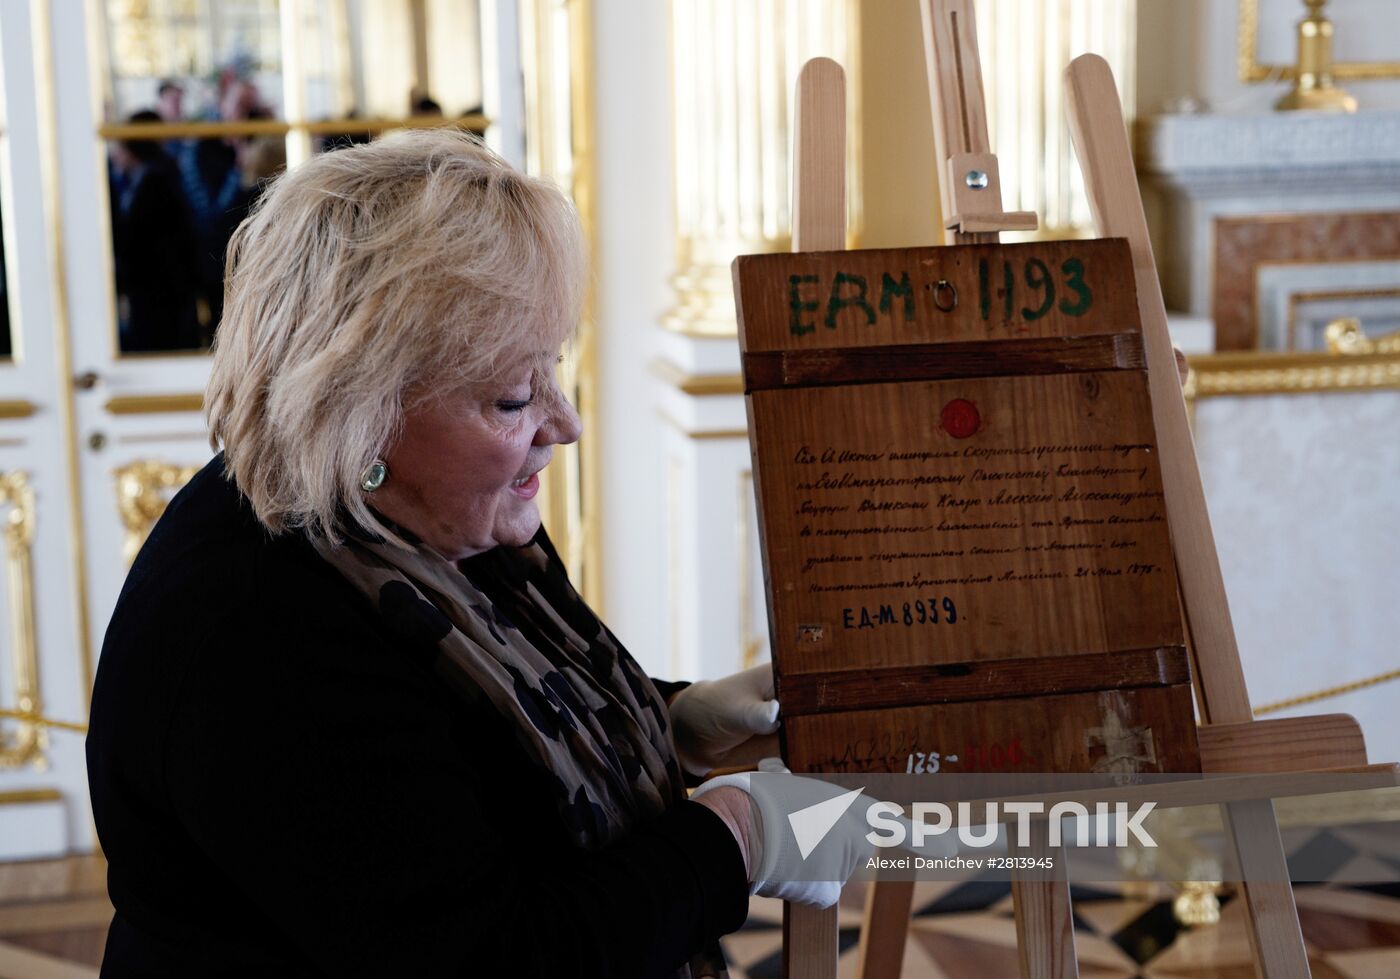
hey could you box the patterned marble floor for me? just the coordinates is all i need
[3,845,1400,977]
[721,877,1400,978]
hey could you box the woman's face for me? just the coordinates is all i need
[373,347,581,560]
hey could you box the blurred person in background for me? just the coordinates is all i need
[108,110,200,352]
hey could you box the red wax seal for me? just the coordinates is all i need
[941,398,981,438]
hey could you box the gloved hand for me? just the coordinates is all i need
[692,760,957,908]
[669,664,781,776]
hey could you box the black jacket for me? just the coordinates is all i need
[86,456,748,977]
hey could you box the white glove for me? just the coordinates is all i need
[669,664,781,776]
[692,761,957,908]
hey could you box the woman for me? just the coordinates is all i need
[86,129,802,977]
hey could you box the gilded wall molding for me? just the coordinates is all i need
[1184,350,1400,399]
[114,461,199,566]
[0,401,38,419]
[0,471,46,771]
[103,393,204,415]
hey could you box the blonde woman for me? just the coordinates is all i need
[86,130,794,977]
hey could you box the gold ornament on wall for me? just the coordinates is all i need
[114,460,200,566]
[0,471,46,771]
[1325,318,1400,356]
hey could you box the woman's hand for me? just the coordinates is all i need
[669,664,781,776]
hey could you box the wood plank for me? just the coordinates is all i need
[785,683,1201,776]
[1010,822,1079,979]
[919,0,991,229]
[792,58,845,253]
[1065,53,1311,979]
[777,647,1190,716]
[785,55,848,979]
[783,900,838,979]
[1064,55,1252,728]
[748,369,1183,675]
[1199,715,1368,774]
[854,764,1400,824]
[1222,799,1312,979]
[857,878,916,979]
[742,334,1145,392]
[733,239,1140,355]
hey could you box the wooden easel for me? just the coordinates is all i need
[740,3,1398,978]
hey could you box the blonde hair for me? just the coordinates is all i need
[206,128,585,543]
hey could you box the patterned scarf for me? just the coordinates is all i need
[312,524,729,978]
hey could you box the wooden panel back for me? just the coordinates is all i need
[735,237,1198,775]
[737,240,1181,675]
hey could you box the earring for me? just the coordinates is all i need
[360,459,388,492]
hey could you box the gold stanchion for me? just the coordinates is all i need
[1275,0,1357,113]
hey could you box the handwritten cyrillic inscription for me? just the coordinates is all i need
[750,369,1181,670]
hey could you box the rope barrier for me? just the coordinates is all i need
[1253,667,1400,716]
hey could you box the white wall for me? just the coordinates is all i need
[591,0,674,678]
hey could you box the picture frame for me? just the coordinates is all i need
[1238,0,1400,82]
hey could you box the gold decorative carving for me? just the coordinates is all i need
[0,401,38,419]
[1324,317,1400,356]
[1286,290,1400,350]
[1239,0,1400,82]
[0,471,46,771]
[103,393,204,415]
[1184,350,1400,399]
[0,788,62,805]
[114,461,199,566]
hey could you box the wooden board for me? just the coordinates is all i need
[735,239,1138,355]
[735,236,1198,777]
[746,369,1182,675]
[785,684,1199,776]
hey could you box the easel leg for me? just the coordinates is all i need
[1010,822,1078,979]
[784,54,847,979]
[1063,52,1313,979]
[1224,799,1312,978]
[783,902,839,979]
[856,878,914,979]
